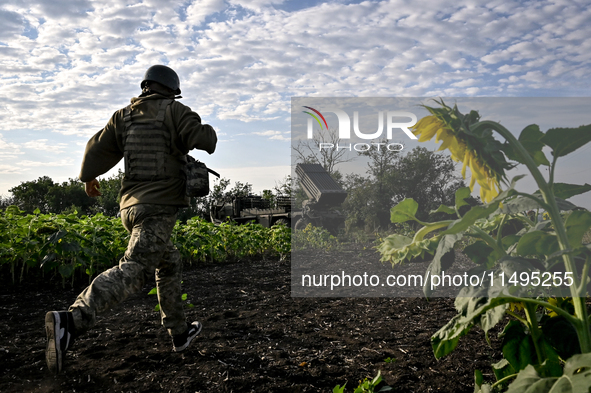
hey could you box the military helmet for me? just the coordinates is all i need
[141,65,181,95]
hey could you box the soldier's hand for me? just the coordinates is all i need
[85,179,102,197]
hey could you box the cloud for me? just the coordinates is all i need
[1,0,590,136]
[252,130,290,141]
[22,139,67,152]
[186,0,226,25]
[19,158,73,167]
[0,164,22,174]
[0,9,25,40]
[228,0,285,12]
[0,133,22,157]
[1,0,591,197]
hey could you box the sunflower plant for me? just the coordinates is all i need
[378,100,591,392]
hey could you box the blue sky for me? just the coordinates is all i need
[1,0,591,207]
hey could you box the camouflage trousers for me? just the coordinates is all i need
[69,204,187,336]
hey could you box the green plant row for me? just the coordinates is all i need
[0,206,291,286]
[292,223,340,251]
[173,217,291,263]
[378,100,591,392]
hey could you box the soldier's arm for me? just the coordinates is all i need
[84,178,102,197]
[79,114,124,182]
[172,103,217,155]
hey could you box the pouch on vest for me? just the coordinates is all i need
[185,155,220,197]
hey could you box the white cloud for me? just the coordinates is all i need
[0,164,21,174]
[19,158,73,167]
[0,133,22,157]
[252,130,290,141]
[1,0,591,196]
[3,0,589,134]
[0,9,25,40]
[452,78,480,88]
[186,0,226,25]
[22,139,67,152]
[228,0,285,12]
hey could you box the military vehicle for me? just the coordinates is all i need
[210,194,297,228]
[210,163,347,233]
[293,163,347,234]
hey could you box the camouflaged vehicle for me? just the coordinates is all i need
[210,163,346,233]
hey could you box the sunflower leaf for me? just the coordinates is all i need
[551,182,591,200]
[540,124,591,158]
[390,198,419,224]
[520,125,550,166]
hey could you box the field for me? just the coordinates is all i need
[0,245,504,393]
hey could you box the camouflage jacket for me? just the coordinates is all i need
[79,93,217,209]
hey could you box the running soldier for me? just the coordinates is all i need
[45,65,217,374]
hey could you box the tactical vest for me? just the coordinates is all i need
[122,99,185,181]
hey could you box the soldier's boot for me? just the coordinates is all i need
[45,311,76,374]
[172,321,202,352]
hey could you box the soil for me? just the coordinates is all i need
[0,245,505,393]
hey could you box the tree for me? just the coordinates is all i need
[47,178,95,215]
[177,178,254,222]
[292,128,355,181]
[9,176,56,214]
[0,194,15,211]
[343,146,467,231]
[9,176,93,215]
[387,147,466,222]
[358,139,404,228]
[7,171,123,216]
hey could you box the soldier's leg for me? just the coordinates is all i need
[155,241,187,336]
[69,204,177,334]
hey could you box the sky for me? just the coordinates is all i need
[1,0,591,208]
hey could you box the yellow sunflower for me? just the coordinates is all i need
[411,104,506,203]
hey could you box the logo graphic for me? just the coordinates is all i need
[303,106,417,140]
[302,106,328,131]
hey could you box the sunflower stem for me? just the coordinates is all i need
[549,153,559,188]
[496,213,507,250]
[513,191,552,213]
[472,226,506,257]
[506,309,528,326]
[523,302,544,365]
[473,120,591,353]
[504,296,579,326]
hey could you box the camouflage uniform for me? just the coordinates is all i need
[71,90,217,337]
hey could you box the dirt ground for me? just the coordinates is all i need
[0,245,504,393]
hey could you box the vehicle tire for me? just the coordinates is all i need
[294,218,310,231]
[274,218,290,227]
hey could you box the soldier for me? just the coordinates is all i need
[45,65,217,374]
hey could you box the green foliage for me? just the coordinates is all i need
[7,176,95,215]
[173,219,290,263]
[0,209,291,286]
[292,223,339,251]
[178,177,258,222]
[333,371,392,393]
[377,103,591,392]
[343,146,467,231]
[354,371,392,393]
[6,175,123,216]
[504,353,591,393]
[0,206,128,286]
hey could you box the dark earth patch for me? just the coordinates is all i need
[0,246,504,392]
